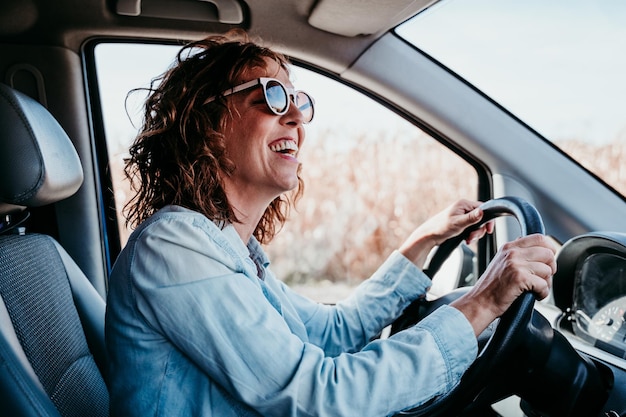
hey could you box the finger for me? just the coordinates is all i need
[522,251,555,300]
[514,234,558,254]
[527,271,551,300]
[522,242,557,261]
[462,207,485,228]
[485,220,495,234]
[454,199,483,214]
[528,260,555,280]
[447,207,484,240]
[466,225,488,243]
[465,219,496,243]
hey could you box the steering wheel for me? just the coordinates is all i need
[392,196,545,416]
[391,196,612,416]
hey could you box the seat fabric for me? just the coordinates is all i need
[0,233,109,417]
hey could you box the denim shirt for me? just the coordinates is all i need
[105,205,477,417]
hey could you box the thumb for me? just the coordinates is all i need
[453,207,483,236]
[467,207,484,224]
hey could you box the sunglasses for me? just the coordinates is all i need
[204,77,315,124]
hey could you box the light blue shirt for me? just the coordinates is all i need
[105,205,477,416]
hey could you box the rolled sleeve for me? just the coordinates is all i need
[411,305,478,388]
[288,250,433,354]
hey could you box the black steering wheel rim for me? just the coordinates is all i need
[395,196,545,416]
[423,196,545,279]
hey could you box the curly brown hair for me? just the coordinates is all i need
[123,31,304,244]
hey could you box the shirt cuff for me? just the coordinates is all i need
[417,304,478,383]
[375,250,433,303]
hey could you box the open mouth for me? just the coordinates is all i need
[269,140,298,156]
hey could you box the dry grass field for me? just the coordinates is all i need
[556,140,626,197]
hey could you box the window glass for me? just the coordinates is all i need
[95,43,478,302]
[397,0,626,197]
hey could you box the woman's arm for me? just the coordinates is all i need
[129,215,477,416]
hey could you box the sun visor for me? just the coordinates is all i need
[116,0,244,24]
[308,0,439,37]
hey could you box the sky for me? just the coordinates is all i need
[398,0,626,145]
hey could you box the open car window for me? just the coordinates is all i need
[94,42,479,303]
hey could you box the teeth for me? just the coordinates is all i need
[269,140,298,154]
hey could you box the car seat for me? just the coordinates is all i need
[0,83,109,417]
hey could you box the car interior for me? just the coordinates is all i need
[0,83,109,416]
[1,0,626,416]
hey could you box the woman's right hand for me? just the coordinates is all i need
[399,199,494,268]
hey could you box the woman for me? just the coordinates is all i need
[105,31,556,416]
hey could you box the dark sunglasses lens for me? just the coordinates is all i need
[265,81,289,114]
[296,92,314,123]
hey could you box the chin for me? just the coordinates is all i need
[282,177,300,193]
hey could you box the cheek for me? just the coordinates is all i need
[222,105,275,154]
[223,123,260,161]
[299,127,306,148]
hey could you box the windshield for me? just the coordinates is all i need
[397,0,626,196]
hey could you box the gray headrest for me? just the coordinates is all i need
[0,83,83,216]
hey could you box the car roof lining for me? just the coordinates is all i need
[308,0,439,37]
[0,0,439,76]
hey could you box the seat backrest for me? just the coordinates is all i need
[0,83,109,417]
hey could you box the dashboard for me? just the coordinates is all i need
[553,232,626,360]
[588,296,626,346]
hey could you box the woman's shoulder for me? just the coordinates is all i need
[128,205,248,259]
[138,204,213,227]
[120,205,257,280]
[131,205,215,237]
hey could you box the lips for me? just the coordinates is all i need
[269,139,298,156]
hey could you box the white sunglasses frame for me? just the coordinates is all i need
[204,77,314,123]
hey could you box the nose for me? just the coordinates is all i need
[282,95,305,126]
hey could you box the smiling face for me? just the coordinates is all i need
[220,59,306,216]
